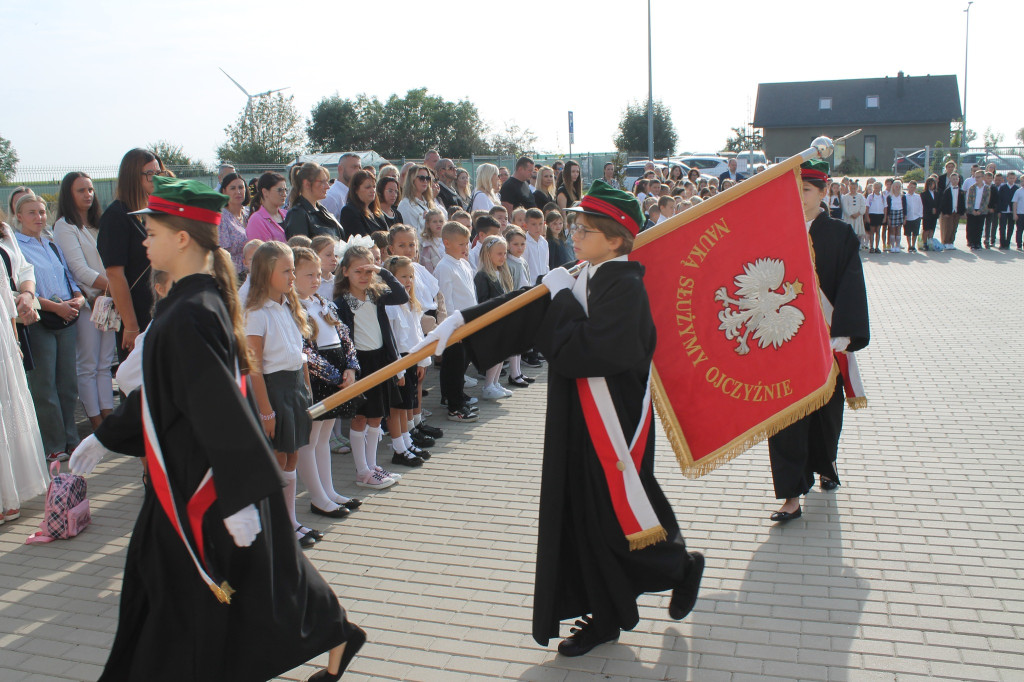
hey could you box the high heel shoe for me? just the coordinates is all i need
[304,625,367,681]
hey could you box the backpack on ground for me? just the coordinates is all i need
[25,462,90,544]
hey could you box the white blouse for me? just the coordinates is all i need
[352,300,383,351]
[0,228,34,288]
[246,299,305,373]
[300,296,342,349]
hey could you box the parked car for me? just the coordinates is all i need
[622,161,668,192]
[734,150,769,174]
[679,155,731,179]
[892,149,927,175]
[959,152,1024,179]
[959,151,988,179]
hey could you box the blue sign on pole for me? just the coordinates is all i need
[568,111,575,145]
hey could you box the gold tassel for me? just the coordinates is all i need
[654,363,842,480]
[210,581,235,604]
[846,396,868,410]
[627,526,668,551]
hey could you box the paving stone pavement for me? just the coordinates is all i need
[1,241,1023,682]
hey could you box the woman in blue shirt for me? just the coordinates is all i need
[14,194,85,461]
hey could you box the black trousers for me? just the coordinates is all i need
[440,342,469,411]
[984,212,999,245]
[767,376,844,499]
[966,214,986,248]
[999,213,1015,247]
[1014,216,1024,248]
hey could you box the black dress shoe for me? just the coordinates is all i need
[820,477,839,491]
[408,444,431,460]
[410,430,435,448]
[311,503,350,519]
[508,375,530,388]
[304,624,366,681]
[296,527,318,548]
[556,616,619,657]
[415,423,444,438]
[299,525,324,540]
[669,551,704,620]
[770,506,802,523]
[342,498,362,510]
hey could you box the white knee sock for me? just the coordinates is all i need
[316,419,348,504]
[391,434,406,454]
[282,469,299,530]
[364,425,382,470]
[296,424,336,510]
[509,355,522,378]
[413,413,422,426]
[350,429,369,475]
[402,431,415,450]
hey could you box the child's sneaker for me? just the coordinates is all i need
[482,385,508,401]
[463,374,479,387]
[355,469,395,489]
[463,394,478,406]
[374,465,402,480]
[447,406,479,422]
[421,408,432,418]
[330,434,351,454]
[391,450,424,467]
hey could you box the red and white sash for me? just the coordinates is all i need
[819,291,867,409]
[576,372,667,550]
[140,367,247,604]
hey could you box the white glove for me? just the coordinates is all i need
[542,267,576,299]
[830,337,851,353]
[410,311,464,355]
[223,504,262,547]
[69,434,113,475]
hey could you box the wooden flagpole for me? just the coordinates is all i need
[307,134,852,419]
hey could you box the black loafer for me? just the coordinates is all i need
[820,477,839,491]
[770,507,802,523]
[669,551,704,620]
[310,503,350,519]
[556,616,619,657]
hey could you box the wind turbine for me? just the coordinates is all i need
[219,67,289,125]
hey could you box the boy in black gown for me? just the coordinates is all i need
[70,177,363,681]
[419,180,704,657]
[768,159,870,522]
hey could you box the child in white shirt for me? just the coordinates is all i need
[432,221,479,422]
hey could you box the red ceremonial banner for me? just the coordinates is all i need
[631,167,838,477]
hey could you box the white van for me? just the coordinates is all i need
[735,150,768,174]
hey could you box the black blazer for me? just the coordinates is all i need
[473,270,506,304]
[996,183,1018,212]
[333,267,409,369]
[718,170,746,183]
[283,196,345,241]
[921,190,938,219]
[939,187,966,215]
[339,204,388,238]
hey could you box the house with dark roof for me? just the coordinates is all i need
[753,72,962,172]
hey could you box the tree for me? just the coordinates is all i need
[1017,127,1024,145]
[217,93,305,164]
[983,127,1004,148]
[613,99,677,158]
[306,89,490,159]
[0,135,18,185]
[487,122,539,157]
[723,126,764,153]
[149,140,207,177]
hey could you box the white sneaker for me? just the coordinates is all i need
[463,375,478,387]
[482,385,508,401]
[355,469,395,489]
[502,387,513,397]
[374,465,401,480]
[944,244,955,250]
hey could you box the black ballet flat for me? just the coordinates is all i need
[311,503,350,519]
[342,498,362,510]
[298,525,324,541]
[770,507,802,523]
[819,477,839,492]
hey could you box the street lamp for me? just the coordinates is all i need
[962,1,972,150]
[647,0,654,161]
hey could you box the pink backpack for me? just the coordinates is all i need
[25,462,90,544]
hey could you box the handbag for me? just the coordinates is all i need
[90,290,122,332]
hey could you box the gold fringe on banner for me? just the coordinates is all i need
[627,526,668,551]
[651,363,841,479]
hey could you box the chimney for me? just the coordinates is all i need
[897,70,905,97]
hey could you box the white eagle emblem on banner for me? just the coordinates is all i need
[714,258,805,355]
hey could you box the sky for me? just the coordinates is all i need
[3,0,1021,169]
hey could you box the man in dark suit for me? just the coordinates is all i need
[718,158,746,184]
[936,160,957,197]
[938,172,966,248]
[434,158,461,214]
[996,172,1019,249]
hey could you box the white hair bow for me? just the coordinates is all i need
[335,234,375,260]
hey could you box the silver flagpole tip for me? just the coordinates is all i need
[811,137,835,159]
